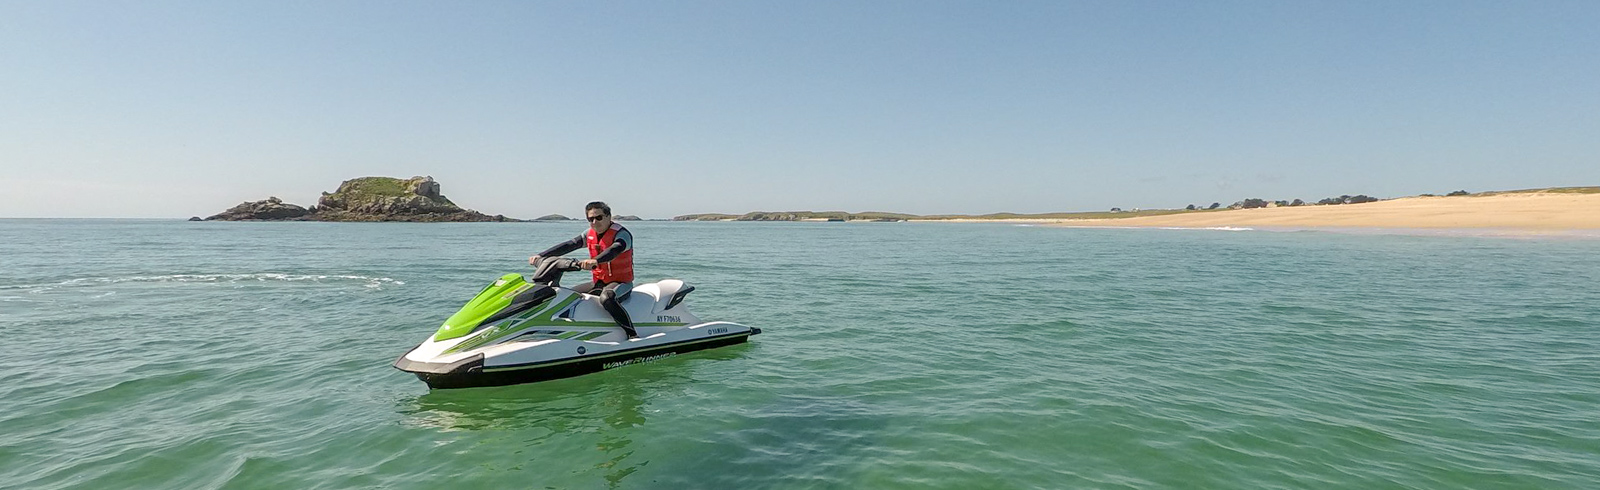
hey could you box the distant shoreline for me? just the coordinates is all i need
[24,186,1558,227]
[666,187,1600,230]
[1055,192,1600,230]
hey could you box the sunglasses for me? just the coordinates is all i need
[586,215,608,222]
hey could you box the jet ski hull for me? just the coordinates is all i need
[395,328,760,389]
[395,273,760,389]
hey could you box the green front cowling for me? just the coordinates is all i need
[433,273,529,341]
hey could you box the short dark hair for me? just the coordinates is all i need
[585,201,611,217]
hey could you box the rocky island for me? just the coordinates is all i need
[200,176,519,222]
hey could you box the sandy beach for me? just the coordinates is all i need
[1056,192,1600,230]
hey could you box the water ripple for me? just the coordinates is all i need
[1,221,1597,489]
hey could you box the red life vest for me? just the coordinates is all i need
[585,224,634,283]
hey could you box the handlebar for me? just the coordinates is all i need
[529,257,582,286]
[550,258,584,272]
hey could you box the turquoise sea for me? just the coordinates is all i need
[1,220,1597,489]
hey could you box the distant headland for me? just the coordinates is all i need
[196,176,519,222]
[667,194,1397,222]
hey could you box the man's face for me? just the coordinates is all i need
[587,209,610,232]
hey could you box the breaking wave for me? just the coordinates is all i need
[0,273,405,291]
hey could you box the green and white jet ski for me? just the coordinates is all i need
[394,259,760,389]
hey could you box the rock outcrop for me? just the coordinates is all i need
[204,197,310,221]
[203,176,519,222]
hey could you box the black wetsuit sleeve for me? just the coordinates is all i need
[594,227,633,262]
[537,234,585,257]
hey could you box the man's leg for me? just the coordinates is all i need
[600,282,636,339]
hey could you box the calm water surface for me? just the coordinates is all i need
[1,220,1597,489]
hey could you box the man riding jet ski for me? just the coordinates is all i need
[392,203,759,389]
[529,201,638,338]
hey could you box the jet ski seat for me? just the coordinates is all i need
[568,280,696,322]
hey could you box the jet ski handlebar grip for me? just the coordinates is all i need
[556,258,582,271]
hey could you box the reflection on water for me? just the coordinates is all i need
[396,348,746,488]
[399,348,745,432]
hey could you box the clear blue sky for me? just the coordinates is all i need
[3,1,1597,218]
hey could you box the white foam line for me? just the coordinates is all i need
[0,273,405,290]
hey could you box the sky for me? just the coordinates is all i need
[2,1,1598,218]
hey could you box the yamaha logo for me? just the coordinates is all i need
[577,346,587,355]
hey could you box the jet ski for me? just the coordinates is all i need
[394,258,761,389]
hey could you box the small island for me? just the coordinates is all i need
[198,176,519,222]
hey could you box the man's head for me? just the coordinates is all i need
[585,201,612,232]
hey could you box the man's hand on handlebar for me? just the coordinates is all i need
[578,259,598,270]
[528,255,543,266]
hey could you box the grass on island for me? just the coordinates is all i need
[326,176,459,207]
[333,177,417,197]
